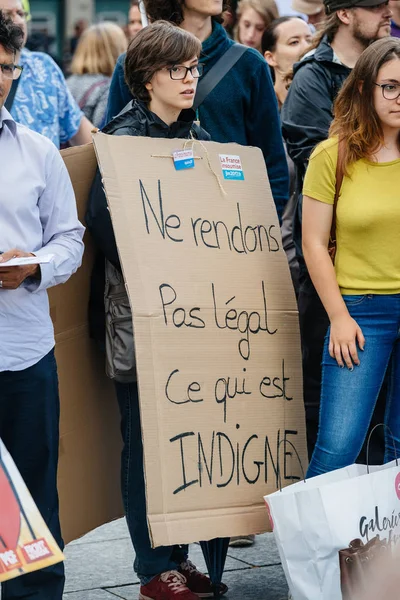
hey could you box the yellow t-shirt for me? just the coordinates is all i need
[303,137,400,295]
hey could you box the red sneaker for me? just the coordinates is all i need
[180,560,228,598]
[139,571,198,600]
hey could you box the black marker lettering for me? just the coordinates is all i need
[170,432,199,494]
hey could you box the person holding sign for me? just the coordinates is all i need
[0,11,84,600]
[302,37,400,478]
[104,0,289,224]
[86,21,228,600]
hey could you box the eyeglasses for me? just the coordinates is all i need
[0,63,23,80]
[374,82,400,100]
[166,64,203,80]
[2,8,30,21]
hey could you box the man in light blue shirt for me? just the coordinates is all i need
[0,13,84,599]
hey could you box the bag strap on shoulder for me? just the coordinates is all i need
[330,139,345,246]
[193,43,248,111]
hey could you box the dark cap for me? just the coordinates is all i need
[324,0,388,14]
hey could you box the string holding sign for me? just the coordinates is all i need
[184,139,227,197]
[151,138,227,197]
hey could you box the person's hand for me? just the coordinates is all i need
[0,249,40,290]
[329,312,365,369]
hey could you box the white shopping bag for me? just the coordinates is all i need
[265,458,400,600]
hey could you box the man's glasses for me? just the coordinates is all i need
[0,63,23,80]
[166,64,203,80]
[374,82,400,101]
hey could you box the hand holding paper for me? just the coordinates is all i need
[0,254,54,267]
[0,249,50,290]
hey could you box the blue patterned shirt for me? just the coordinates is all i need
[11,48,83,148]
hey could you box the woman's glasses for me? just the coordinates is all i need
[374,82,400,101]
[166,64,204,80]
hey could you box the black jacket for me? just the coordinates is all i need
[86,100,210,343]
[280,37,351,278]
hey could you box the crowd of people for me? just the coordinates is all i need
[1,0,400,597]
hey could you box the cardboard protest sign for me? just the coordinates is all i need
[54,145,123,543]
[0,439,64,581]
[93,134,307,547]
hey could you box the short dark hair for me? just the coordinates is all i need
[124,20,202,102]
[261,16,294,53]
[0,10,24,54]
[143,0,230,25]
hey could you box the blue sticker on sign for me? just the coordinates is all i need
[219,154,244,180]
[173,149,195,170]
[222,169,245,180]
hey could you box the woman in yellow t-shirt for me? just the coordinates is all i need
[302,37,400,478]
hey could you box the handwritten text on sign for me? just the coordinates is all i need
[140,177,298,494]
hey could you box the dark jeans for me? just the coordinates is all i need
[0,349,64,600]
[115,381,188,584]
[308,294,400,477]
[298,275,385,463]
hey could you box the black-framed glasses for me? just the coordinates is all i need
[374,82,400,100]
[0,63,23,81]
[166,64,203,80]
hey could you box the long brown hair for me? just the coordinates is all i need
[330,37,400,174]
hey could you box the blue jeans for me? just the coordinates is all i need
[115,381,188,584]
[307,294,400,478]
[0,349,64,600]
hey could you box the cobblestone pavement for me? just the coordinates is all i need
[62,518,289,600]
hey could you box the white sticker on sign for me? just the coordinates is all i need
[219,154,244,180]
[173,149,195,170]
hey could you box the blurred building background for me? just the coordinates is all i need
[28,0,130,63]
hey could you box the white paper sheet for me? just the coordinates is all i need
[0,254,54,267]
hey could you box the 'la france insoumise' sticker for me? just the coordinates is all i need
[219,154,244,180]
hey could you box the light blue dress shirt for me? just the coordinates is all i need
[0,108,85,371]
[11,49,83,148]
